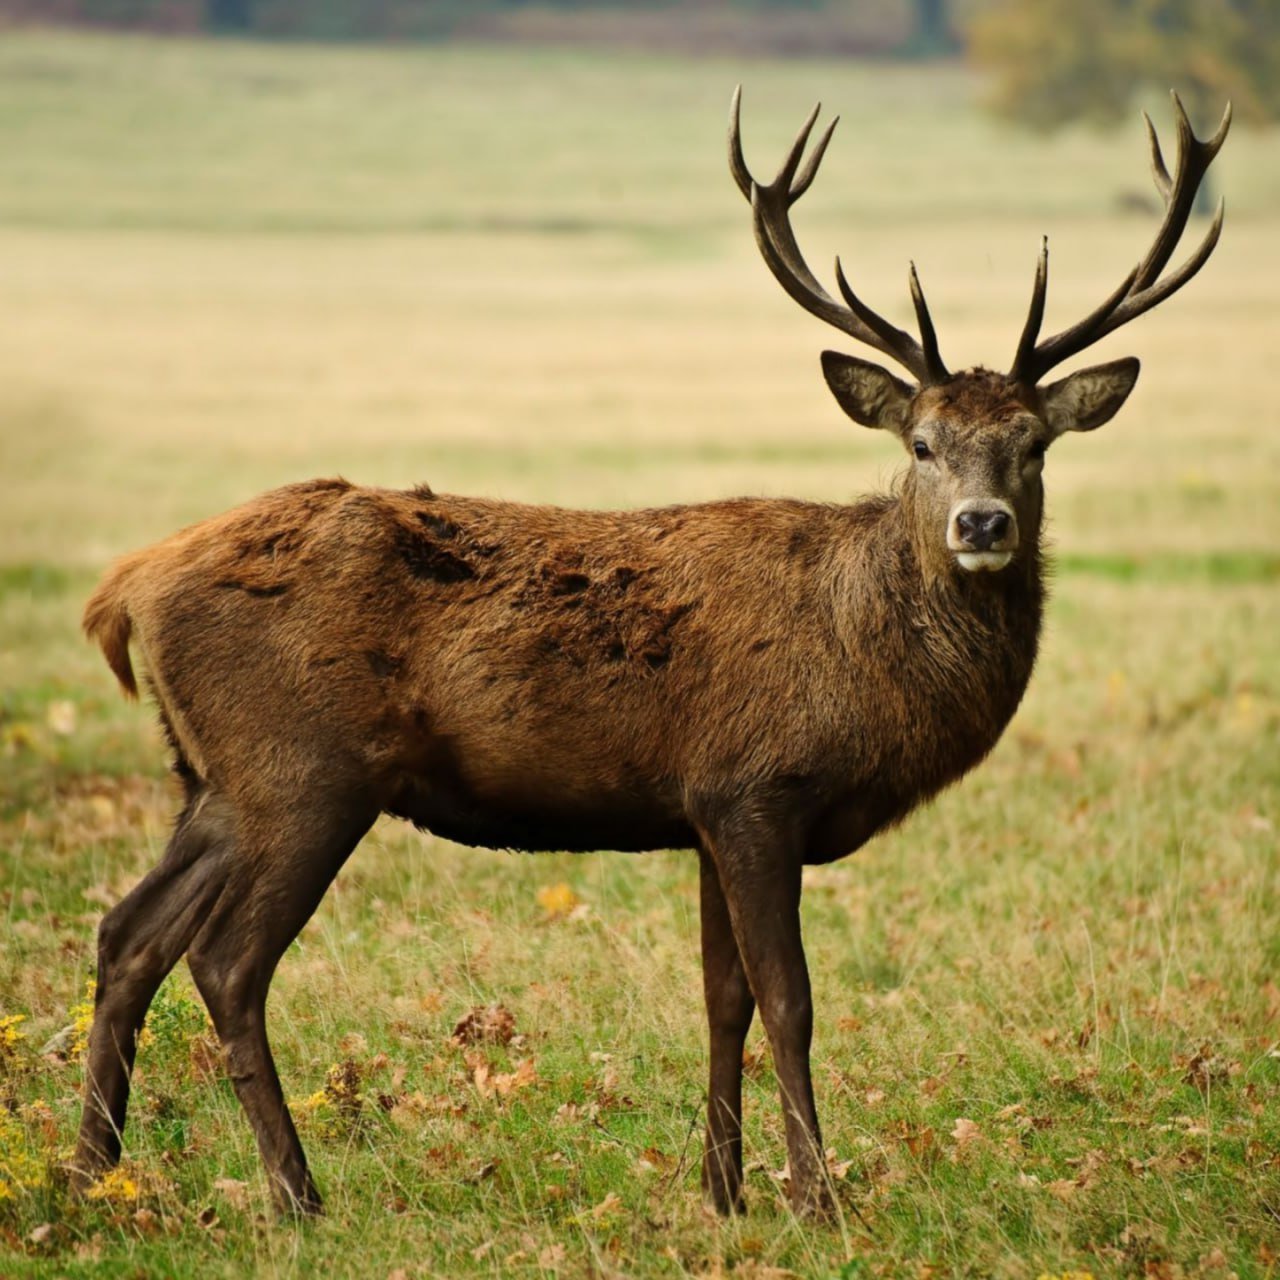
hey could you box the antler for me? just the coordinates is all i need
[1010,91,1231,386]
[729,86,949,386]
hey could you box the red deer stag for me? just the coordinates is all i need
[74,89,1229,1218]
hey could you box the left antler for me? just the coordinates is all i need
[1010,91,1232,386]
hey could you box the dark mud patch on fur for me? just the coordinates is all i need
[396,527,476,584]
[547,570,591,596]
[416,511,462,541]
[216,580,289,598]
[389,503,501,588]
[524,546,693,672]
[365,649,402,678]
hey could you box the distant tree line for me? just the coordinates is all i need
[973,0,1279,129]
[10,0,1276,142]
[3,0,958,48]
[972,0,1278,211]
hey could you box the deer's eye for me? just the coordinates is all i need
[912,440,933,461]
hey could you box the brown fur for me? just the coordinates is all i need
[73,369,1060,1217]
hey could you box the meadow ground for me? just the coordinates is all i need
[0,29,1279,1280]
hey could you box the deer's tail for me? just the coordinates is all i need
[83,555,145,699]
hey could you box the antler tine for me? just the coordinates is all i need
[729,88,945,385]
[728,85,752,200]
[773,101,824,195]
[1009,238,1049,384]
[908,262,948,383]
[1143,110,1173,202]
[1012,93,1230,385]
[833,257,925,366]
[1205,96,1234,153]
[792,115,839,202]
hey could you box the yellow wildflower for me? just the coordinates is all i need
[0,1111,48,1198]
[535,882,580,918]
[0,1014,27,1055]
[68,979,97,1060]
[85,1168,140,1203]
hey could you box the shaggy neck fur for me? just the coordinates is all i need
[829,470,1047,808]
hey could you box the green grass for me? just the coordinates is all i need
[1056,551,1280,583]
[1,28,1279,1280]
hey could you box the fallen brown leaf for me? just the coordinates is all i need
[538,1243,567,1270]
[492,1058,538,1097]
[451,1004,516,1047]
[591,1191,623,1220]
[902,1125,936,1159]
[212,1177,249,1210]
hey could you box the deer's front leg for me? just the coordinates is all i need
[699,847,755,1214]
[705,824,831,1218]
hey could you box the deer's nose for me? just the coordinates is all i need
[955,509,1011,550]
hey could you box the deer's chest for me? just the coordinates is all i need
[808,609,1038,862]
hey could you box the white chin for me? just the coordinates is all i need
[956,551,1014,573]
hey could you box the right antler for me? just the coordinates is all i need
[1010,92,1231,386]
[729,86,950,386]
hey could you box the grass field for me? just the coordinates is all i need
[1,28,1279,1280]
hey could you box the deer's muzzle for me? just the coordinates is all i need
[948,500,1017,572]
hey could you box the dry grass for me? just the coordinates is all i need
[0,28,1278,1280]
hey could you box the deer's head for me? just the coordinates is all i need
[731,89,1229,576]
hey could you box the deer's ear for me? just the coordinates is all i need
[821,351,915,433]
[1042,357,1140,435]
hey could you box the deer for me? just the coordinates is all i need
[72,88,1229,1220]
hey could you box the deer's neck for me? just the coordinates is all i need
[836,485,1046,749]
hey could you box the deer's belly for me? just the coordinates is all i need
[806,791,913,864]
[386,776,694,853]
[381,722,692,853]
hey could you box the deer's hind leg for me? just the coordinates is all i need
[72,788,235,1190]
[184,794,376,1215]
